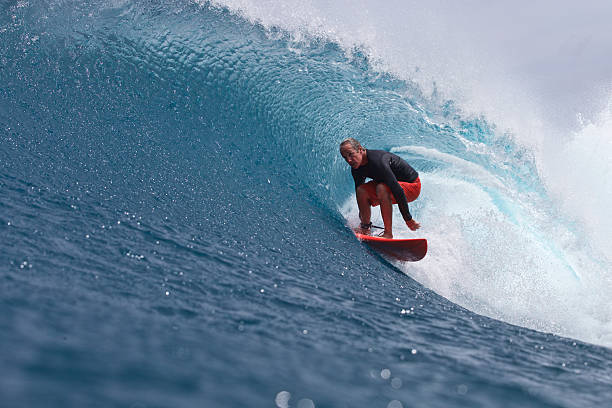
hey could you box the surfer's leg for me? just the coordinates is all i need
[376,183,393,239]
[356,184,372,231]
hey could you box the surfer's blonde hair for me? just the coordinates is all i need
[339,137,364,152]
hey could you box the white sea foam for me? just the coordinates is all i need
[539,97,612,259]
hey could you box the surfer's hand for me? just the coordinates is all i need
[406,219,420,231]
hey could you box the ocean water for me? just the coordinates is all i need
[2,1,612,407]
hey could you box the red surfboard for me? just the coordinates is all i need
[354,232,427,262]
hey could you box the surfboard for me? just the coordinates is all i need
[354,232,427,262]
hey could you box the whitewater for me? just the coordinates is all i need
[2,1,612,407]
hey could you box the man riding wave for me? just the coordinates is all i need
[340,138,421,238]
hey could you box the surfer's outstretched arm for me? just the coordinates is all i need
[378,157,421,231]
[378,158,421,231]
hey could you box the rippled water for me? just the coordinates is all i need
[2,1,611,407]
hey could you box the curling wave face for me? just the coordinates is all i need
[3,1,612,407]
[3,0,611,349]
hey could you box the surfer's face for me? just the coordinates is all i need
[340,145,365,169]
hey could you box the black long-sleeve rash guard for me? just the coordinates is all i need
[351,149,419,222]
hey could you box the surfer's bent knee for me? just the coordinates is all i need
[356,184,377,206]
[375,183,391,197]
[356,184,369,198]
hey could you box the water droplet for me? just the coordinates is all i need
[275,391,291,408]
[297,398,315,408]
[387,400,403,408]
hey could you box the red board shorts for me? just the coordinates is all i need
[361,177,421,206]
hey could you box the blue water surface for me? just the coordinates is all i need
[1,1,611,407]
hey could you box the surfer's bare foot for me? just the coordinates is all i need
[406,219,420,231]
[381,231,393,239]
[356,222,372,235]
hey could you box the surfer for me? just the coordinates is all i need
[340,138,421,238]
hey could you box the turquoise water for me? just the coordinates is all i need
[2,1,611,407]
